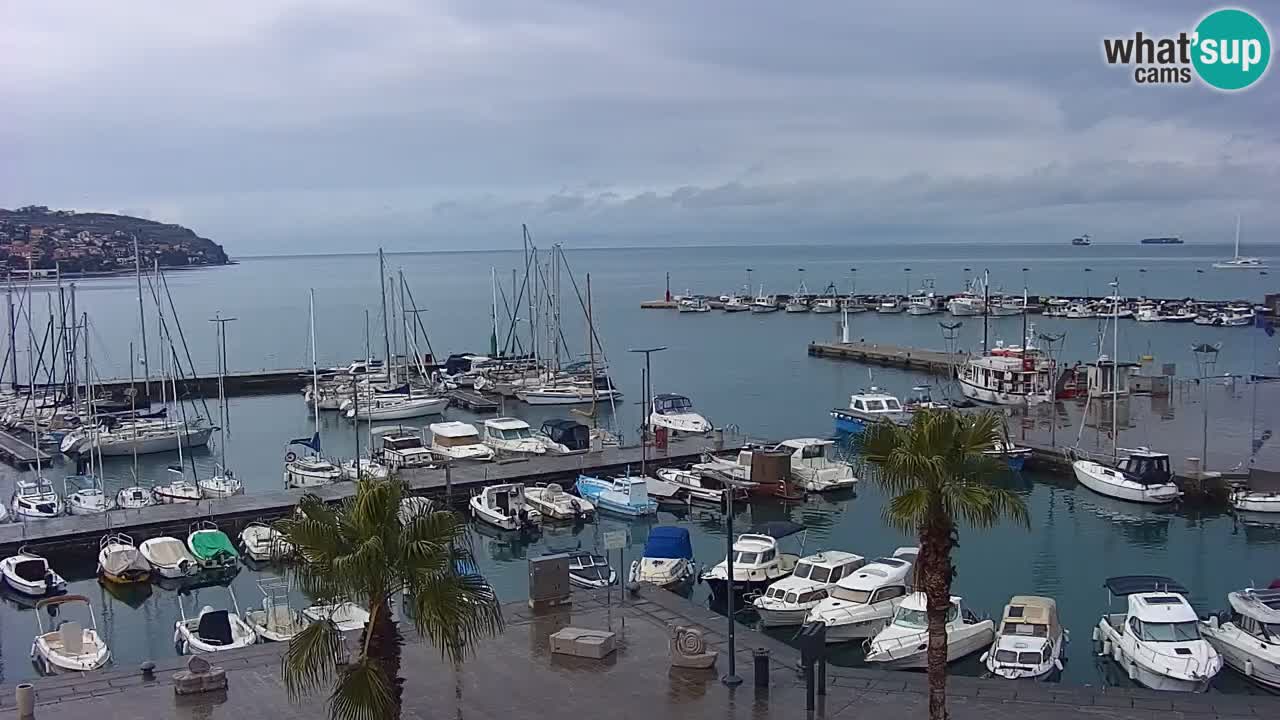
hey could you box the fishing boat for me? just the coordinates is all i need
[1201,586,1280,690]
[240,522,292,562]
[957,343,1055,406]
[701,521,805,602]
[480,417,547,456]
[812,296,840,314]
[574,474,657,517]
[97,533,150,584]
[865,592,995,668]
[469,483,541,532]
[723,295,751,312]
[429,421,495,461]
[753,551,867,627]
[983,595,1067,680]
[876,296,905,313]
[947,280,986,316]
[1213,216,1268,269]
[31,595,111,674]
[561,552,616,589]
[244,578,310,643]
[830,388,910,434]
[906,283,940,315]
[139,536,199,579]
[174,587,257,654]
[1,550,66,596]
[1093,576,1221,692]
[10,477,63,520]
[64,474,109,515]
[678,297,711,313]
[523,483,593,522]
[749,288,779,314]
[628,526,696,589]
[805,549,918,642]
[649,393,712,434]
[187,521,240,571]
[775,438,858,492]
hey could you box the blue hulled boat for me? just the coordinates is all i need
[574,474,657,517]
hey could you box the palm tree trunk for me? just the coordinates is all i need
[365,600,404,717]
[920,517,954,720]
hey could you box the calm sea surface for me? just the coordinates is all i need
[1,242,1278,689]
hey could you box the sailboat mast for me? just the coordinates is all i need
[6,279,15,392]
[1111,279,1120,462]
[586,273,598,430]
[398,269,409,383]
[982,269,990,353]
[378,249,391,374]
[129,342,138,481]
[310,289,320,441]
[133,234,150,401]
[1234,214,1241,260]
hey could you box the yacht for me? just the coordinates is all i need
[958,343,1055,406]
[629,526,696,589]
[10,477,63,520]
[173,587,257,654]
[806,549,918,642]
[701,521,805,602]
[284,452,343,488]
[152,466,204,503]
[469,483,541,532]
[774,438,858,492]
[429,421,495,461]
[115,484,157,510]
[983,595,1067,680]
[831,388,910,434]
[343,392,449,421]
[1201,587,1280,690]
[340,457,390,481]
[1213,216,1268,269]
[649,393,712,434]
[1094,575,1221,692]
[65,474,109,515]
[1072,448,1181,504]
[31,596,111,674]
[523,483,593,522]
[534,419,592,454]
[574,474,657,517]
[753,551,867,627]
[654,467,744,505]
[516,377,621,406]
[61,420,214,457]
[480,417,547,456]
[1231,487,1280,514]
[199,465,244,499]
[865,593,995,668]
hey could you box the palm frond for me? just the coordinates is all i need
[282,617,346,700]
[326,656,397,720]
[881,486,931,533]
[407,567,504,664]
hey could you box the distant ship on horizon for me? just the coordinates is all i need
[1141,236,1184,244]
[1071,234,1092,246]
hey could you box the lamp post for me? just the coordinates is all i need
[713,470,754,687]
[628,346,667,473]
[1191,342,1222,472]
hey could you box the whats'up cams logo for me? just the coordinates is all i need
[1103,7,1271,90]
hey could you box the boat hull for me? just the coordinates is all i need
[350,396,448,420]
[754,606,811,628]
[958,379,1050,406]
[1073,461,1180,504]
[95,426,214,456]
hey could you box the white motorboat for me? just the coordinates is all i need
[1072,448,1181,504]
[957,344,1055,406]
[983,595,1068,680]
[65,474,109,515]
[244,578,310,643]
[947,295,985,316]
[1231,488,1280,513]
[876,297,905,313]
[629,526,696,588]
[649,393,712,434]
[806,549,918,642]
[375,429,439,470]
[523,483,593,522]
[753,551,867,627]
[430,421,495,461]
[480,417,547,456]
[199,466,244,499]
[775,438,858,492]
[562,552,617,588]
[97,533,151,584]
[812,297,840,313]
[678,297,711,313]
[723,295,751,312]
[750,290,779,314]
[174,588,257,654]
[1213,216,1268,269]
[654,467,742,504]
[1094,575,1221,692]
[830,388,911,435]
[10,477,63,520]
[284,453,343,488]
[702,521,805,602]
[139,536,199,579]
[240,522,292,562]
[303,601,370,632]
[469,483,541,532]
[574,474,658,517]
[31,595,111,674]
[344,393,448,421]
[187,521,241,571]
[865,592,995,669]
[906,293,939,315]
[1,551,66,596]
[340,457,391,481]
[115,484,157,510]
[1201,586,1280,690]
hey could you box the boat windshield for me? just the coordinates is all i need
[793,562,813,579]
[1139,621,1201,642]
[830,587,871,604]
[894,604,957,629]
[734,551,760,565]
[883,399,902,411]
[808,566,832,583]
[800,444,834,461]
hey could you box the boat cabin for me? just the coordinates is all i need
[1086,355,1140,398]
[377,431,436,469]
[1119,449,1173,486]
[540,419,590,452]
[1223,588,1280,642]
[430,422,483,447]
[777,438,837,463]
[847,390,905,419]
[653,394,694,416]
[991,596,1061,666]
[482,417,535,441]
[476,484,529,517]
[759,551,866,603]
[827,554,915,605]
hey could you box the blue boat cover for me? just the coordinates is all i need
[643,526,693,559]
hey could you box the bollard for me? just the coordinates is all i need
[141,660,156,680]
[817,658,827,696]
[752,648,770,688]
[16,683,34,719]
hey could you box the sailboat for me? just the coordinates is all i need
[199,314,243,498]
[285,290,342,488]
[151,346,202,504]
[115,343,157,510]
[1213,216,1268,269]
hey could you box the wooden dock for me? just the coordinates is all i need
[448,388,500,412]
[0,429,52,467]
[0,433,742,555]
[807,341,963,377]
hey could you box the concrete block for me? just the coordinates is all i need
[550,628,616,659]
[173,660,229,696]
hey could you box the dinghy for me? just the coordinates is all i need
[303,601,371,632]
[97,533,151,584]
[1,551,66,597]
[31,595,111,674]
[139,536,199,579]
[243,578,310,642]
[187,521,240,570]
[240,522,292,562]
[173,587,257,654]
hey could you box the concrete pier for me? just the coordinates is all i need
[808,340,962,376]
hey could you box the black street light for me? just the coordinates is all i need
[711,470,755,687]
[628,346,667,474]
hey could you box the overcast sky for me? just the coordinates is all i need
[2,1,1277,254]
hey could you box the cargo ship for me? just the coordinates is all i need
[1141,236,1183,244]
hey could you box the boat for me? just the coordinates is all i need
[375,429,439,470]
[750,287,779,314]
[876,297,905,313]
[10,477,63,520]
[535,419,591,454]
[806,549,918,642]
[575,474,657,517]
[1093,575,1221,692]
[469,483,541,532]
[480,417,547,456]
[628,526,696,589]
[1141,236,1183,244]
[64,474,109,515]
[31,595,111,674]
[1213,217,1268,269]
[986,439,1033,471]
[957,344,1055,406]
[173,587,257,654]
[139,536,199,579]
[1063,302,1096,319]
[187,521,240,571]
[152,465,203,504]
[812,296,840,314]
[1072,448,1181,504]
[983,595,1068,680]
[830,388,910,434]
[561,551,616,589]
[302,601,371,632]
[429,421,495,461]
[678,297,711,313]
[649,393,712,434]
[841,297,869,314]
[284,442,343,488]
[1072,234,1092,246]
[523,483,593,522]
[785,299,809,313]
[723,295,751,312]
[243,577,310,643]
[63,420,214,457]
[906,286,940,316]
[114,484,156,510]
[701,521,805,602]
[775,438,858,492]
[240,522,292,562]
[753,551,867,627]
[653,467,743,505]
[340,457,390,481]
[865,592,995,668]
[199,465,243,499]
[97,533,150,584]
[201,319,244,499]
[1201,586,1280,689]
[344,392,449,421]
[1231,487,1280,513]
[1,551,66,596]
[947,280,986,316]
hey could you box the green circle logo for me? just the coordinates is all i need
[1192,8,1271,90]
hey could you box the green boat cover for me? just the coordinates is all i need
[190,530,239,562]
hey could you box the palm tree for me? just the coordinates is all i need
[854,409,1028,720]
[275,479,503,720]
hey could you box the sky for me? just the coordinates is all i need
[2,1,1278,254]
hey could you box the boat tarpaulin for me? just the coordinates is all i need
[642,526,693,559]
[191,531,239,561]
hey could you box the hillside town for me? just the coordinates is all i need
[0,205,229,276]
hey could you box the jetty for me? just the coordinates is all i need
[448,388,501,411]
[807,340,962,376]
[0,428,52,467]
